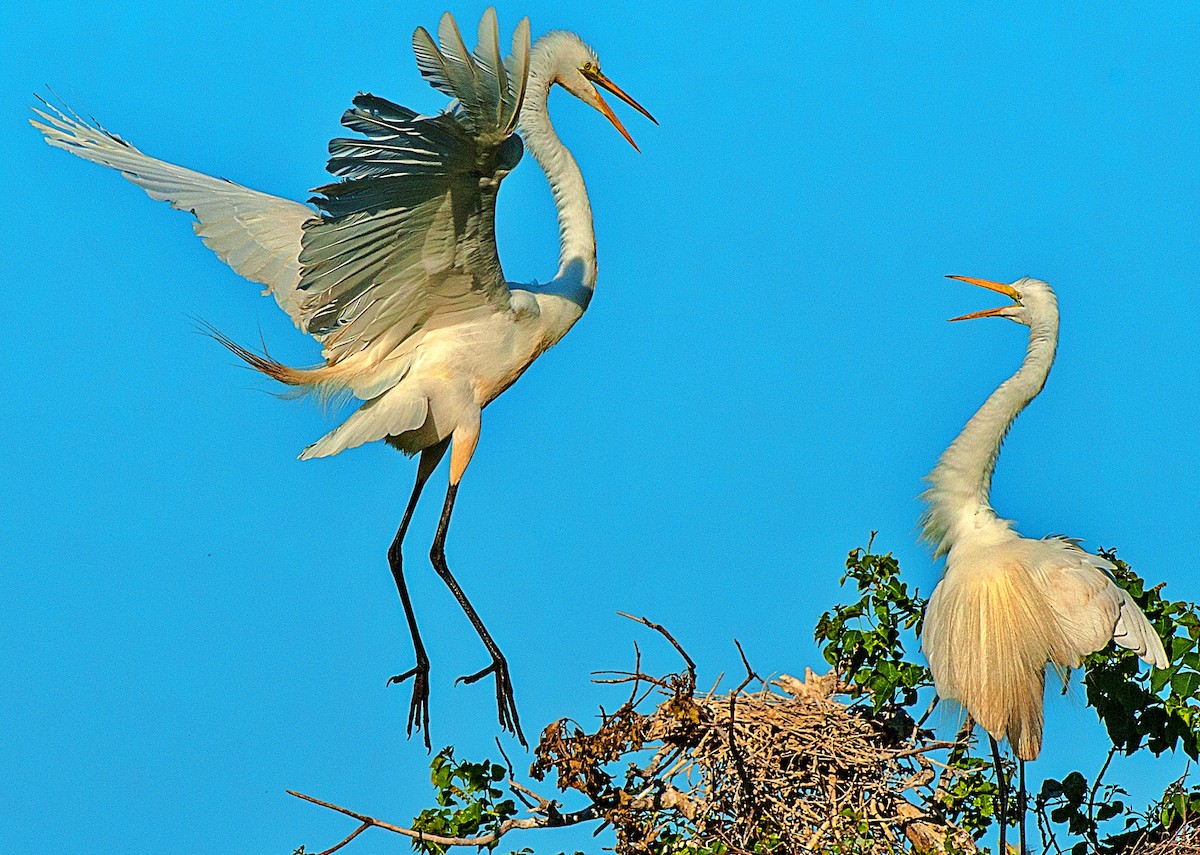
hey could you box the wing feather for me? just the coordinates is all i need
[412,27,458,100]
[30,98,316,326]
[1032,537,1168,669]
[475,7,506,128]
[297,9,532,369]
[33,8,533,384]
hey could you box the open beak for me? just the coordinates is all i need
[945,274,1022,322]
[582,67,657,152]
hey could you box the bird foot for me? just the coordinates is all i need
[388,660,432,750]
[456,657,526,747]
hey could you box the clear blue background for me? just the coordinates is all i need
[3,2,1198,853]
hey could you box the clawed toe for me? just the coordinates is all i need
[457,657,525,747]
[389,661,432,750]
[455,662,496,686]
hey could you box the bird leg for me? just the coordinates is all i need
[386,440,449,750]
[991,736,1008,853]
[1019,759,1027,855]
[429,480,526,746]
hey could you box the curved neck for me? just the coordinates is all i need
[921,311,1059,556]
[519,60,597,295]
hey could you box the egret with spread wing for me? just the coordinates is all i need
[919,275,1168,850]
[31,8,655,748]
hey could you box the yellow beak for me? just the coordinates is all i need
[582,66,657,151]
[945,274,1022,322]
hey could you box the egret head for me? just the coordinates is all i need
[945,275,1056,327]
[532,31,657,150]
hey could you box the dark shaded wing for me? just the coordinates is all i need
[296,9,532,363]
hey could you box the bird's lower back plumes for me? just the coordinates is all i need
[923,533,1169,761]
[922,549,1073,760]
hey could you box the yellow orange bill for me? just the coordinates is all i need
[945,274,1022,322]
[945,274,1021,301]
[582,66,656,151]
[588,70,657,124]
[593,90,639,151]
[948,306,1012,322]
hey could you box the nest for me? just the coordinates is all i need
[1133,825,1200,855]
[531,625,972,855]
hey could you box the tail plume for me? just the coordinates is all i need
[922,561,1073,760]
[196,321,350,404]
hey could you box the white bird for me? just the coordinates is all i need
[919,274,1168,849]
[31,8,655,748]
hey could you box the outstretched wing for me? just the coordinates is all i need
[1033,537,1169,669]
[30,99,316,326]
[295,9,532,365]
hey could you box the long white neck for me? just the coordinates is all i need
[517,46,597,335]
[920,307,1059,557]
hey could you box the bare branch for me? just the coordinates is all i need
[726,639,762,827]
[617,611,697,685]
[888,740,966,759]
[289,789,602,850]
[297,821,369,855]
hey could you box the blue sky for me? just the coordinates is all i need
[3,2,1199,853]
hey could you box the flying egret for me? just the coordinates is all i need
[31,8,655,748]
[919,275,1168,850]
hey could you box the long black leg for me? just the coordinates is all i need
[1018,759,1027,855]
[991,736,1008,853]
[386,439,449,750]
[429,481,526,746]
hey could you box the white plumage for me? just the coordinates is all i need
[920,275,1167,763]
[32,8,655,747]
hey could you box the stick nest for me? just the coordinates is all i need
[529,623,969,854]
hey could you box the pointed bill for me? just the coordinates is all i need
[592,89,639,150]
[948,306,1013,322]
[945,274,1022,321]
[583,68,657,124]
[581,66,656,151]
[946,274,1021,301]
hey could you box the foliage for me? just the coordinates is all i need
[1084,550,1200,761]
[814,536,932,715]
[409,748,517,854]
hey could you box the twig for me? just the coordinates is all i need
[1086,746,1118,850]
[727,639,761,823]
[298,821,369,855]
[495,737,516,781]
[593,674,672,690]
[911,696,939,743]
[889,740,964,759]
[1036,789,1065,855]
[617,612,697,687]
[933,715,976,799]
[508,779,560,818]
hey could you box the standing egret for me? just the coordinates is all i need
[919,275,1168,850]
[31,8,655,748]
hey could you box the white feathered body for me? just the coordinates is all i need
[303,287,583,459]
[920,278,1167,761]
[924,524,1165,760]
[33,16,604,467]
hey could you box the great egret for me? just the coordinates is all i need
[31,8,655,748]
[919,275,1168,849]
